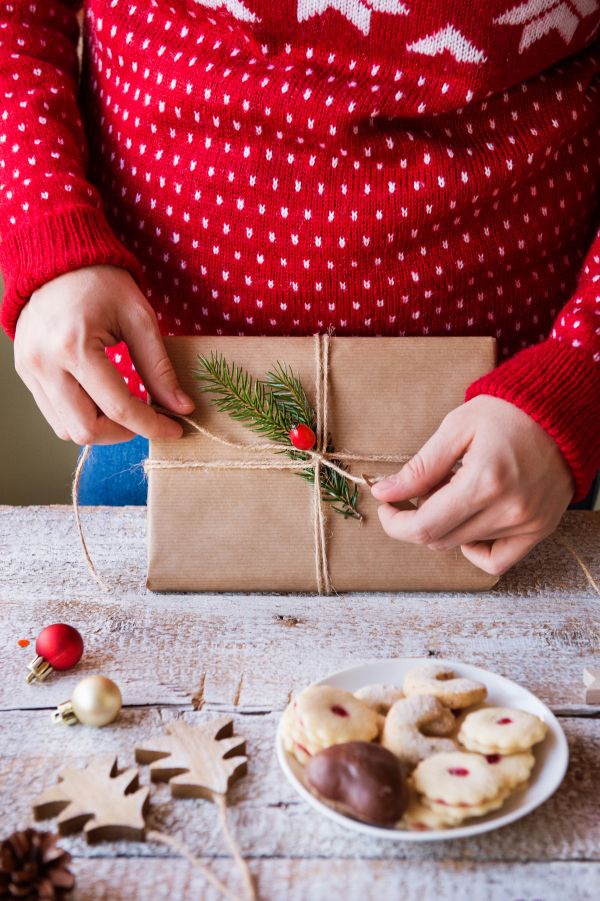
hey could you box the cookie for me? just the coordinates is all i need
[422,788,510,824]
[304,741,409,826]
[458,707,547,755]
[421,704,456,737]
[449,700,489,740]
[413,751,508,807]
[280,703,313,764]
[400,785,460,830]
[354,684,404,716]
[404,665,488,709]
[281,685,380,764]
[483,751,535,790]
[382,695,458,768]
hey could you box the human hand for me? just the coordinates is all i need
[371,395,576,575]
[14,264,194,444]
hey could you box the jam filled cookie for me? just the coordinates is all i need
[403,665,488,709]
[458,707,547,755]
[484,751,536,790]
[413,751,508,808]
[354,684,404,715]
[401,784,462,830]
[382,695,458,768]
[281,685,380,764]
[421,787,511,824]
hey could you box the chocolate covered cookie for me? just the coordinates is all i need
[305,741,409,826]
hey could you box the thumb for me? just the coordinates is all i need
[122,306,194,414]
[371,410,472,503]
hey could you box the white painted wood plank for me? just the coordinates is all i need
[2,707,598,863]
[67,858,600,901]
[3,543,600,711]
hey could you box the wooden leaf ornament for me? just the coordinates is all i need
[135,717,247,800]
[32,756,149,843]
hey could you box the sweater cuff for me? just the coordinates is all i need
[0,205,145,338]
[465,340,600,502]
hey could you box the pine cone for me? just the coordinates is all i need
[0,829,74,900]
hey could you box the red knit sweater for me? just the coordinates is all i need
[2,0,600,499]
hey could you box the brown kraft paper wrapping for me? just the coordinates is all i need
[146,336,498,593]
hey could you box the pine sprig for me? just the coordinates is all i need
[193,352,290,443]
[265,362,314,429]
[192,354,361,520]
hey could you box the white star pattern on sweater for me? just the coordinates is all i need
[297,0,409,37]
[406,23,487,64]
[494,0,599,53]
[193,0,259,23]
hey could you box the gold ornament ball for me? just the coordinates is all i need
[71,676,122,727]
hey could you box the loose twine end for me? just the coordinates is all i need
[555,532,600,597]
[72,446,110,593]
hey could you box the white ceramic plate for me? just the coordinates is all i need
[276,658,568,841]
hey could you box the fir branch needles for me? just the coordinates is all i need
[192,353,360,520]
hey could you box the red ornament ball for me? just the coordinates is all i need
[289,423,316,451]
[35,624,84,672]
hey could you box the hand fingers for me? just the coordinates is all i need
[66,342,184,441]
[376,467,485,546]
[18,368,72,441]
[460,533,543,576]
[371,409,473,503]
[44,367,137,445]
[423,505,546,551]
[121,305,194,414]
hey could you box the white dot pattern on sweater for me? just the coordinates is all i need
[1,0,600,492]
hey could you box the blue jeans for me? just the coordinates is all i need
[76,436,149,505]
[77,439,600,510]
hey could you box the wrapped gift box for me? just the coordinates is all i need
[146,336,498,592]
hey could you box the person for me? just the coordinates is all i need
[1,0,599,576]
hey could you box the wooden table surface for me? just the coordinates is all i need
[2,505,600,901]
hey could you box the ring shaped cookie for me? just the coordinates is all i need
[458,707,548,754]
[382,695,458,768]
[354,684,404,716]
[403,664,488,709]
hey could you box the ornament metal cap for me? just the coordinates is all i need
[52,700,79,726]
[26,655,54,684]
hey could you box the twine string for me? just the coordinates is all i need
[555,532,600,597]
[214,793,257,901]
[147,830,247,901]
[72,445,110,593]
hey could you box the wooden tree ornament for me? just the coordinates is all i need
[32,718,256,901]
[135,717,256,901]
[32,757,148,843]
[135,716,247,798]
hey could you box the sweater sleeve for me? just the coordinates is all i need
[466,235,600,502]
[0,0,143,339]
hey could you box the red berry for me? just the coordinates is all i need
[36,623,84,671]
[289,423,316,451]
[330,705,350,718]
[496,718,513,725]
[447,767,470,777]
